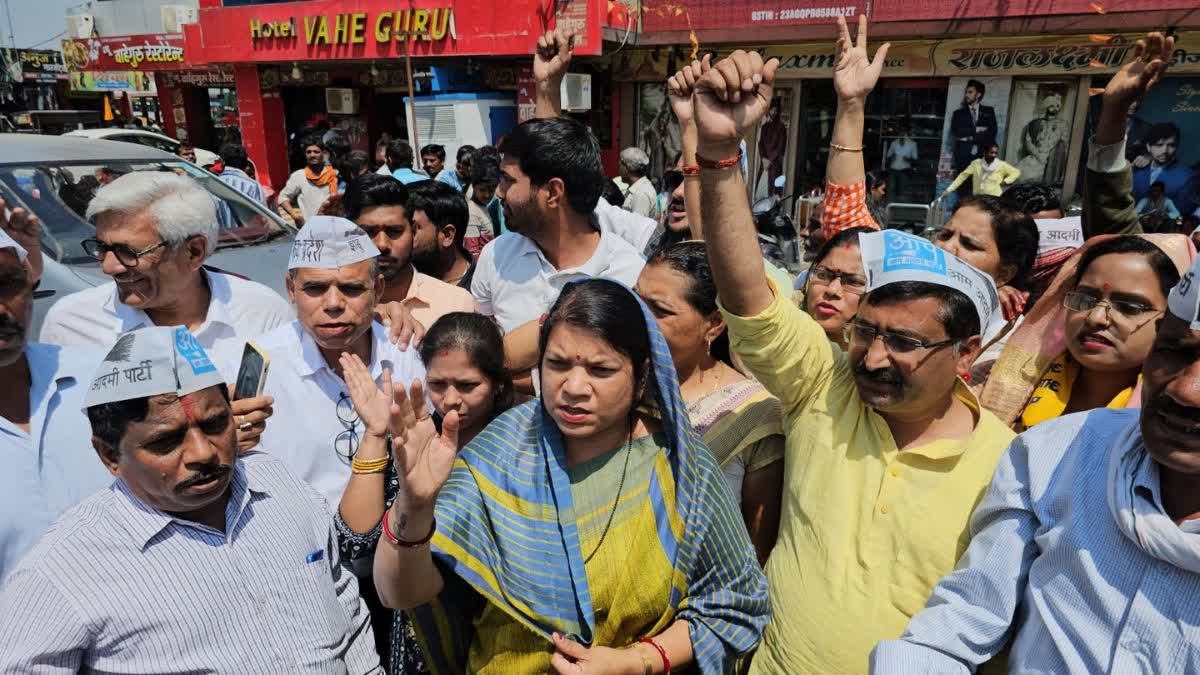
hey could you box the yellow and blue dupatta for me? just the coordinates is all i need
[410,281,770,673]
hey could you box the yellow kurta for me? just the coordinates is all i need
[721,282,1016,675]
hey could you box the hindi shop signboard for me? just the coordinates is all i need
[61,34,187,72]
[189,0,602,64]
[0,48,68,83]
[933,32,1200,77]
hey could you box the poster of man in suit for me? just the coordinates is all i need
[937,77,1012,198]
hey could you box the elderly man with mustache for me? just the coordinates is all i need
[0,326,382,673]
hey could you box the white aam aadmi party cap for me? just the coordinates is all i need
[84,326,225,408]
[1168,256,1200,331]
[858,229,999,331]
[0,229,28,262]
[1034,216,1084,254]
[288,215,377,270]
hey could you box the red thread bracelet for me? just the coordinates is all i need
[696,147,743,171]
[639,637,670,674]
[680,164,701,177]
[381,509,436,548]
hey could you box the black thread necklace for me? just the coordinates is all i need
[583,428,635,564]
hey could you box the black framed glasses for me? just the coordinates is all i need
[334,393,360,464]
[80,238,167,268]
[1063,291,1160,320]
[809,265,868,294]
[844,321,959,355]
[662,169,685,193]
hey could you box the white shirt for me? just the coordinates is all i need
[471,229,646,332]
[594,199,657,253]
[237,320,426,510]
[622,175,659,219]
[39,268,293,358]
[281,169,337,220]
[887,138,918,171]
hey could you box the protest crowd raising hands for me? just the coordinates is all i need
[2,9,1200,675]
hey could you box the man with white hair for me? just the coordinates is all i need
[619,146,658,219]
[236,215,425,511]
[39,171,292,354]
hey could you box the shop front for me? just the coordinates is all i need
[0,48,69,115]
[184,0,606,190]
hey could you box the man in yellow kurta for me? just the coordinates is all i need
[685,16,1017,674]
[943,143,1022,197]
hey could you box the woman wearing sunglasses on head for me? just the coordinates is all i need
[373,278,769,674]
[333,313,514,674]
[981,234,1194,430]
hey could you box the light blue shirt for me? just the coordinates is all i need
[871,409,1200,674]
[218,166,268,207]
[436,168,464,192]
[0,453,382,673]
[0,344,111,583]
[392,167,427,185]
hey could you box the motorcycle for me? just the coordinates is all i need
[752,191,796,269]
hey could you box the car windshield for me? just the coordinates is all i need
[0,160,292,265]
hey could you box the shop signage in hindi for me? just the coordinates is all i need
[0,48,68,82]
[249,8,454,47]
[62,34,187,72]
[69,71,157,93]
[933,32,1200,77]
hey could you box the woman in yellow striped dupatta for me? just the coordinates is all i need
[373,279,770,674]
[637,241,784,565]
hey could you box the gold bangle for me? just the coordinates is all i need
[351,455,390,473]
[351,467,387,475]
[830,142,864,153]
[629,644,652,675]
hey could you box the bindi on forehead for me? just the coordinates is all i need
[179,393,196,422]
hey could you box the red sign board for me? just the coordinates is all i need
[187,0,601,65]
[872,0,1200,21]
[61,34,188,72]
[641,0,866,32]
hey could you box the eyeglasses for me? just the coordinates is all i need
[1063,291,1160,320]
[844,321,959,355]
[80,238,167,268]
[334,393,360,464]
[809,265,867,294]
[662,170,684,193]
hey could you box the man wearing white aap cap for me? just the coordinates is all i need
[693,42,1016,673]
[229,215,425,516]
[0,326,382,673]
[0,229,111,583]
[873,251,1200,674]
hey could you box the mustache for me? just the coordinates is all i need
[0,315,23,337]
[174,464,232,491]
[1153,398,1200,423]
[852,362,904,386]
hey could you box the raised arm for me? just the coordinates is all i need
[336,355,396,539]
[1084,32,1173,237]
[533,29,573,119]
[667,56,710,239]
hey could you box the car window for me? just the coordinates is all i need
[0,160,291,263]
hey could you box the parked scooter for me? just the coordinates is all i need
[752,176,797,269]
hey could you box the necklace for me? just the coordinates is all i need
[583,429,634,564]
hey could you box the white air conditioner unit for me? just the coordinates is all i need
[560,73,592,112]
[326,88,361,115]
[161,5,199,33]
[65,14,94,39]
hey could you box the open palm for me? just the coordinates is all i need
[391,379,460,508]
[694,50,779,151]
[832,14,889,102]
[339,353,393,437]
[1103,33,1173,109]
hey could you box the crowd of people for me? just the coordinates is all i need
[0,16,1198,675]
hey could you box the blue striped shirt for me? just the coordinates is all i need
[0,453,382,674]
[871,409,1200,674]
[218,167,268,207]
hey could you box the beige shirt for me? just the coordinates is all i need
[399,267,476,329]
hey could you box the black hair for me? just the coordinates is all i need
[1001,182,1061,215]
[1151,180,1167,191]
[601,179,625,207]
[865,171,886,193]
[343,173,409,222]
[955,195,1040,292]
[474,145,501,165]
[87,385,231,450]
[387,139,414,169]
[966,79,986,97]
[810,226,875,269]
[470,158,500,187]
[456,145,476,163]
[1074,236,1181,299]
[324,131,352,159]
[539,278,654,405]
[419,312,515,416]
[218,143,249,170]
[176,141,194,152]
[864,281,982,341]
[1146,122,1181,146]
[499,117,605,216]
[421,144,446,161]
[301,133,325,152]
[407,179,469,253]
[646,242,732,365]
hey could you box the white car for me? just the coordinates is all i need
[63,128,220,167]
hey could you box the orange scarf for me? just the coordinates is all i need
[305,165,338,195]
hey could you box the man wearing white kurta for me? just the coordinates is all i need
[230,216,424,510]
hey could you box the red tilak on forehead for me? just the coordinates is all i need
[1103,282,1113,290]
[180,393,195,422]
[844,242,853,249]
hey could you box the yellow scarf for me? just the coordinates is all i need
[1020,353,1136,429]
